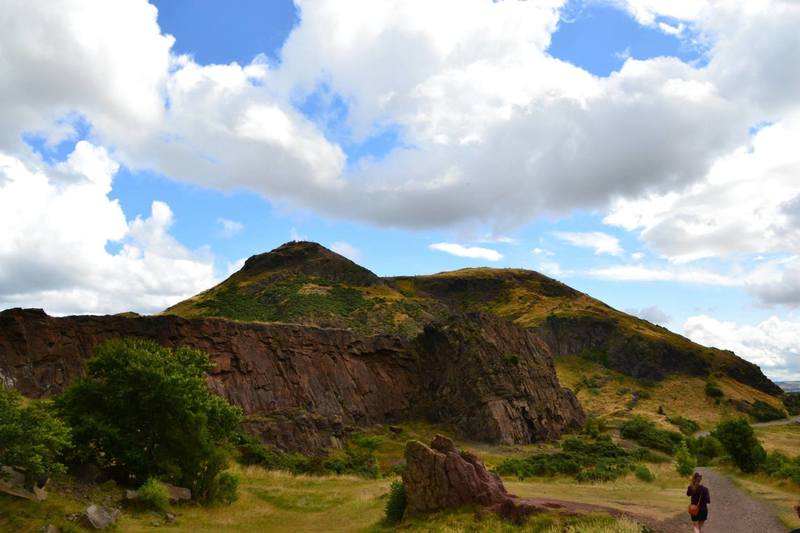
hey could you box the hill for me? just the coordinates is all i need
[165,241,782,399]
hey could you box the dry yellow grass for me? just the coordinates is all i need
[555,355,784,430]
[724,467,800,529]
[755,423,800,455]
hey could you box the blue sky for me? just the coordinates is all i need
[2,0,800,379]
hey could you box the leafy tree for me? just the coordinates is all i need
[674,441,697,477]
[0,386,71,487]
[712,419,766,473]
[56,339,241,501]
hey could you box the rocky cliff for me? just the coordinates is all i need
[0,308,583,453]
[164,242,782,396]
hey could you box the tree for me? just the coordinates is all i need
[712,419,766,473]
[56,339,241,501]
[0,386,71,487]
[675,440,697,477]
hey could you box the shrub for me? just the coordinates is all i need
[749,400,786,422]
[784,393,800,416]
[495,436,644,483]
[137,478,170,512]
[705,383,723,399]
[675,441,697,477]
[502,353,520,366]
[208,471,239,505]
[712,419,766,473]
[0,385,71,486]
[635,465,655,482]
[689,436,723,466]
[56,339,242,502]
[582,416,607,439]
[619,416,683,454]
[666,416,700,436]
[384,480,407,523]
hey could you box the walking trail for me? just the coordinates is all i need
[521,466,786,533]
[693,415,800,438]
[647,467,785,533]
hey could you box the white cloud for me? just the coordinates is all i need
[217,218,243,239]
[329,241,362,262]
[532,247,555,256]
[537,261,564,277]
[289,227,307,241]
[631,252,645,261]
[626,305,671,325]
[684,314,800,379]
[555,231,624,256]
[429,243,503,261]
[586,265,737,286]
[0,142,216,315]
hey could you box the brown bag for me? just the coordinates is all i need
[688,486,703,516]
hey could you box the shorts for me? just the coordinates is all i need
[691,508,708,522]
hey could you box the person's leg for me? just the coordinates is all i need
[697,520,705,532]
[692,521,700,533]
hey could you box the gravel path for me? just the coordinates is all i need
[667,467,786,533]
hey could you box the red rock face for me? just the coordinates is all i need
[0,308,584,453]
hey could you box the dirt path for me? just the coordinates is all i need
[647,467,786,533]
[520,466,787,533]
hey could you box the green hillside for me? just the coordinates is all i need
[164,241,783,404]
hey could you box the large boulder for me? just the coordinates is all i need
[403,435,541,524]
[85,504,120,529]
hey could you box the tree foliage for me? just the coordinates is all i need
[56,339,241,501]
[712,419,766,473]
[0,386,71,486]
[674,441,697,477]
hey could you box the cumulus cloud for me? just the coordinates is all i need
[217,218,244,239]
[626,305,671,325]
[329,241,362,262]
[555,231,624,256]
[429,243,503,261]
[3,0,798,233]
[684,314,800,380]
[0,142,216,315]
[586,265,737,286]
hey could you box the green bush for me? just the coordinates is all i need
[784,393,800,416]
[666,416,700,436]
[749,400,786,422]
[712,419,766,473]
[635,465,655,482]
[705,383,723,399]
[137,478,170,512]
[582,416,607,439]
[237,432,379,478]
[495,436,645,483]
[619,416,683,454]
[56,339,241,502]
[689,436,723,466]
[208,471,239,505]
[0,386,71,486]
[384,480,407,523]
[675,441,697,477]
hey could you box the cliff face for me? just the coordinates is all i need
[0,308,583,453]
[163,242,782,396]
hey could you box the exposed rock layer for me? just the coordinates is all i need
[403,435,542,523]
[0,308,583,453]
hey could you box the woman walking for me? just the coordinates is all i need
[687,471,711,532]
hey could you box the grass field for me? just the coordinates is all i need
[755,423,800,456]
[554,355,784,430]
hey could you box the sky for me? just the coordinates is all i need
[1,0,799,380]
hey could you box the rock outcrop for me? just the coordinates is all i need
[403,435,541,523]
[0,308,583,453]
[403,435,510,512]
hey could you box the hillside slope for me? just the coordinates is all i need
[164,241,782,397]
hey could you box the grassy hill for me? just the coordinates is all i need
[164,241,784,413]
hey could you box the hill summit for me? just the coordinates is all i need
[165,241,782,396]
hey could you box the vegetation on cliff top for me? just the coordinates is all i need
[163,241,782,397]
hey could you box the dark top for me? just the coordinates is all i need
[687,485,711,512]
